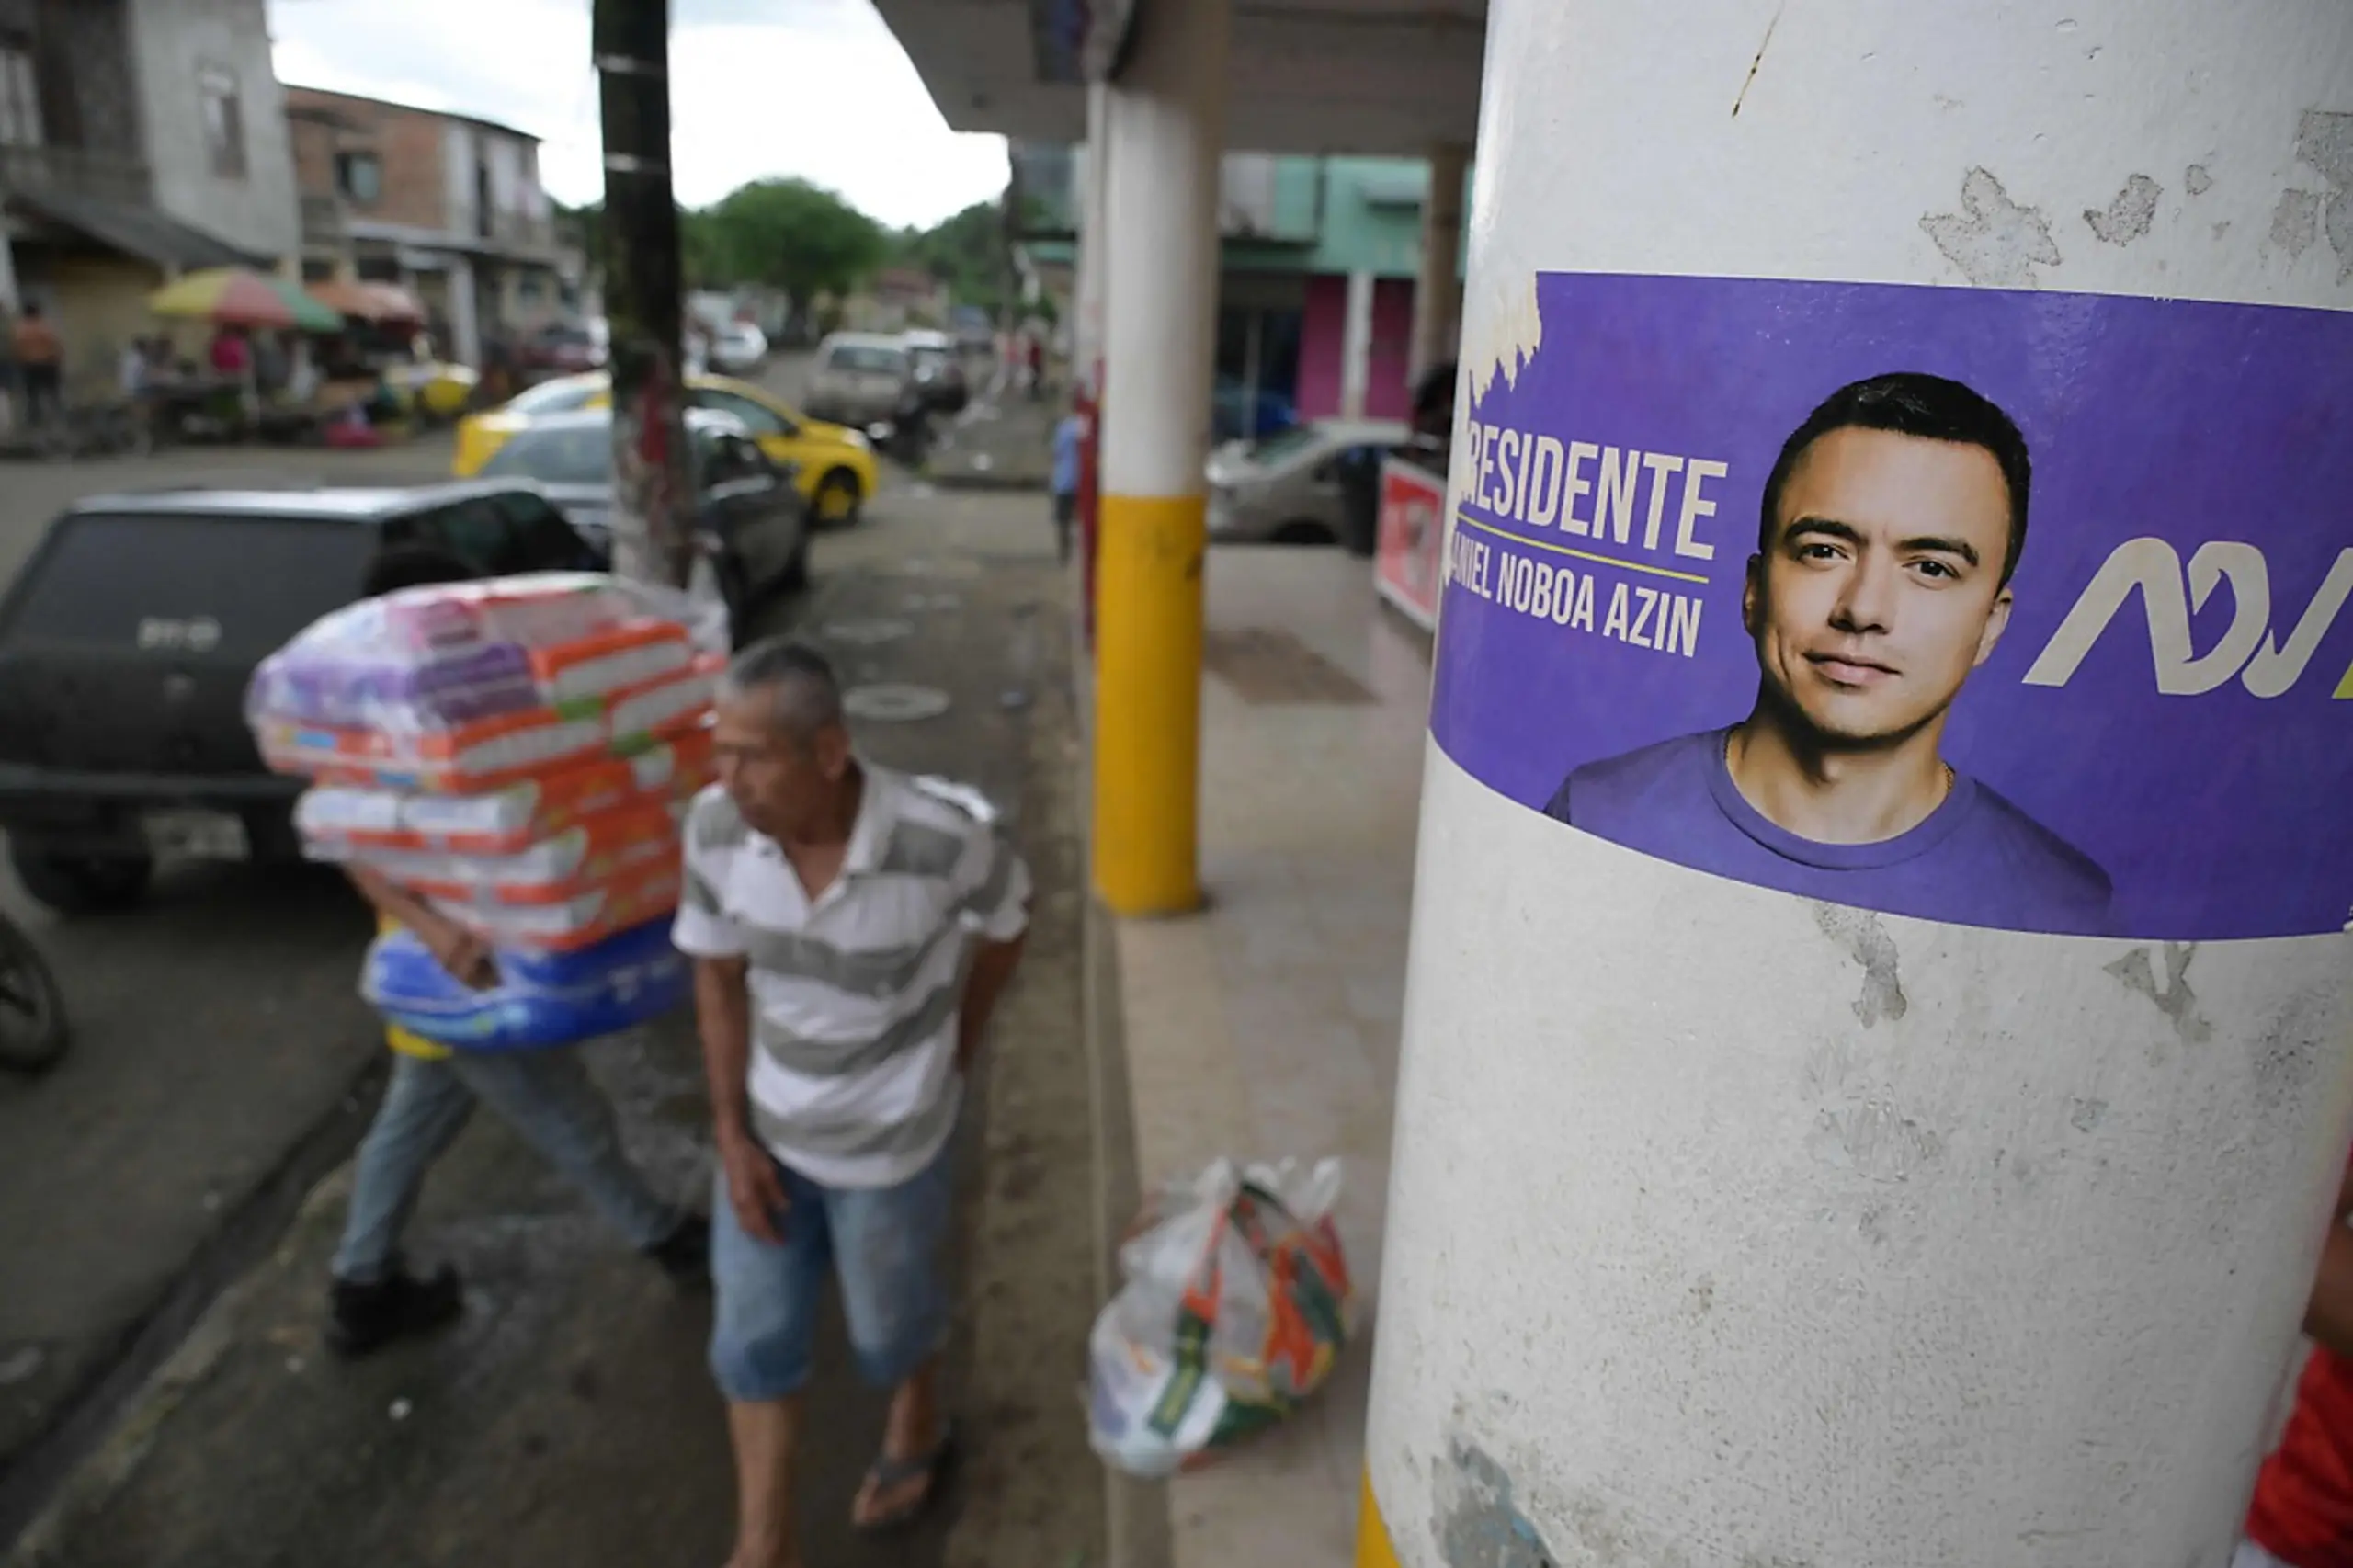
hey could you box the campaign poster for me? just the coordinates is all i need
[1377,457,1448,631]
[1431,273,2353,941]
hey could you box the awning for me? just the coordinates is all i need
[7,189,267,271]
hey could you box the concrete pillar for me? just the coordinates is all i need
[447,256,482,369]
[1408,140,1466,386]
[1074,82,1111,399]
[1338,268,1374,418]
[1091,0,1229,915]
[1358,3,2353,1565]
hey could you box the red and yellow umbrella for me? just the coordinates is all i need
[150,267,342,332]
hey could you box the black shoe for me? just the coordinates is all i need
[644,1212,710,1285]
[326,1266,463,1358]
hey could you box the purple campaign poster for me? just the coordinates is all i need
[1431,273,2353,941]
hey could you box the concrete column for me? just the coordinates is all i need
[1091,0,1229,915]
[447,256,482,369]
[1358,3,2353,1565]
[1074,81,1111,399]
[1408,140,1466,385]
[1338,268,1373,418]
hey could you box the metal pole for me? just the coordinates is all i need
[593,0,690,588]
[1359,1,2353,1562]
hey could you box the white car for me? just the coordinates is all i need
[804,332,915,426]
[1205,418,1411,544]
[710,321,768,374]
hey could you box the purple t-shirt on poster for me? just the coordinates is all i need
[1544,730,2114,937]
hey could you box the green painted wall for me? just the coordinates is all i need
[1017,153,1468,280]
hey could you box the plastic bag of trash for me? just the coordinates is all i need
[1086,1157,1353,1477]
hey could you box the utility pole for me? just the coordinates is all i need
[1356,1,2353,1563]
[593,0,690,588]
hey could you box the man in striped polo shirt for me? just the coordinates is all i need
[676,638,1029,1567]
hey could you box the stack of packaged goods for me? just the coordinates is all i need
[247,574,719,1052]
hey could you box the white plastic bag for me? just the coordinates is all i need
[1086,1157,1352,1477]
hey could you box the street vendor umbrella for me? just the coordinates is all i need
[306,278,425,325]
[150,267,342,333]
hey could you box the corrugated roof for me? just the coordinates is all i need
[9,190,267,270]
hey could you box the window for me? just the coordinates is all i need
[335,150,381,206]
[199,64,246,179]
[490,492,595,571]
[0,42,40,149]
[688,388,790,438]
[826,345,906,377]
[420,498,517,574]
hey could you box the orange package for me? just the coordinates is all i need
[298,726,714,855]
[378,798,684,905]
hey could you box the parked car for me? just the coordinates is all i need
[0,483,602,914]
[803,333,915,427]
[1204,418,1413,545]
[1211,379,1299,443]
[900,328,969,414]
[452,370,879,528]
[709,320,769,375]
[517,319,607,381]
[476,406,812,619]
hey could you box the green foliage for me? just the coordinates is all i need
[696,177,889,304]
[888,199,1011,315]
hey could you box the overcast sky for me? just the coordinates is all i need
[265,0,1010,229]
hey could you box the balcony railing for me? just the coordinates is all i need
[483,208,557,256]
[0,143,151,207]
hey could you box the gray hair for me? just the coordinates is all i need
[717,637,844,744]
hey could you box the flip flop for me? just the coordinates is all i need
[853,1419,958,1534]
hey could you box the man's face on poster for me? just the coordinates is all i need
[1745,426,2016,747]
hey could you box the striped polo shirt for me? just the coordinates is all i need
[671,764,1029,1188]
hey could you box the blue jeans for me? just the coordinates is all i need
[332,1050,681,1285]
[709,1138,955,1403]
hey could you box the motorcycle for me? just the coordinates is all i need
[0,911,68,1073]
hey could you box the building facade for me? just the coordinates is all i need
[1021,145,1462,432]
[0,0,295,394]
[284,86,566,369]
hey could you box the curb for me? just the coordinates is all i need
[1074,583,1174,1568]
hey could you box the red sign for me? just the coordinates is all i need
[1374,457,1447,631]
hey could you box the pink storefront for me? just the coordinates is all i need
[1294,274,1416,422]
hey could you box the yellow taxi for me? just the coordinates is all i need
[453,371,881,526]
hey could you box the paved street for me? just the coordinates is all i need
[0,364,1102,1565]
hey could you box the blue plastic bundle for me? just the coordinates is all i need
[362,916,688,1052]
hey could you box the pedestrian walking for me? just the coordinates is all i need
[322,545,709,1358]
[13,302,63,429]
[2236,1156,2353,1566]
[677,639,1029,1567]
[1050,400,1083,563]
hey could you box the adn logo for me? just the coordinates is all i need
[2023,539,2353,699]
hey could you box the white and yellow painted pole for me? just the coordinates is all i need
[1092,0,1229,915]
[1362,2,2353,1562]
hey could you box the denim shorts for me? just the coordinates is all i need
[709,1138,955,1403]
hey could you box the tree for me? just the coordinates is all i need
[891,199,1012,315]
[699,177,887,309]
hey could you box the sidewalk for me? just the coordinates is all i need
[1097,545,1429,1567]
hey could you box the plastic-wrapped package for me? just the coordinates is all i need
[363,915,688,1051]
[436,858,683,951]
[1086,1158,1353,1477]
[296,727,713,857]
[352,798,682,902]
[250,573,715,1048]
